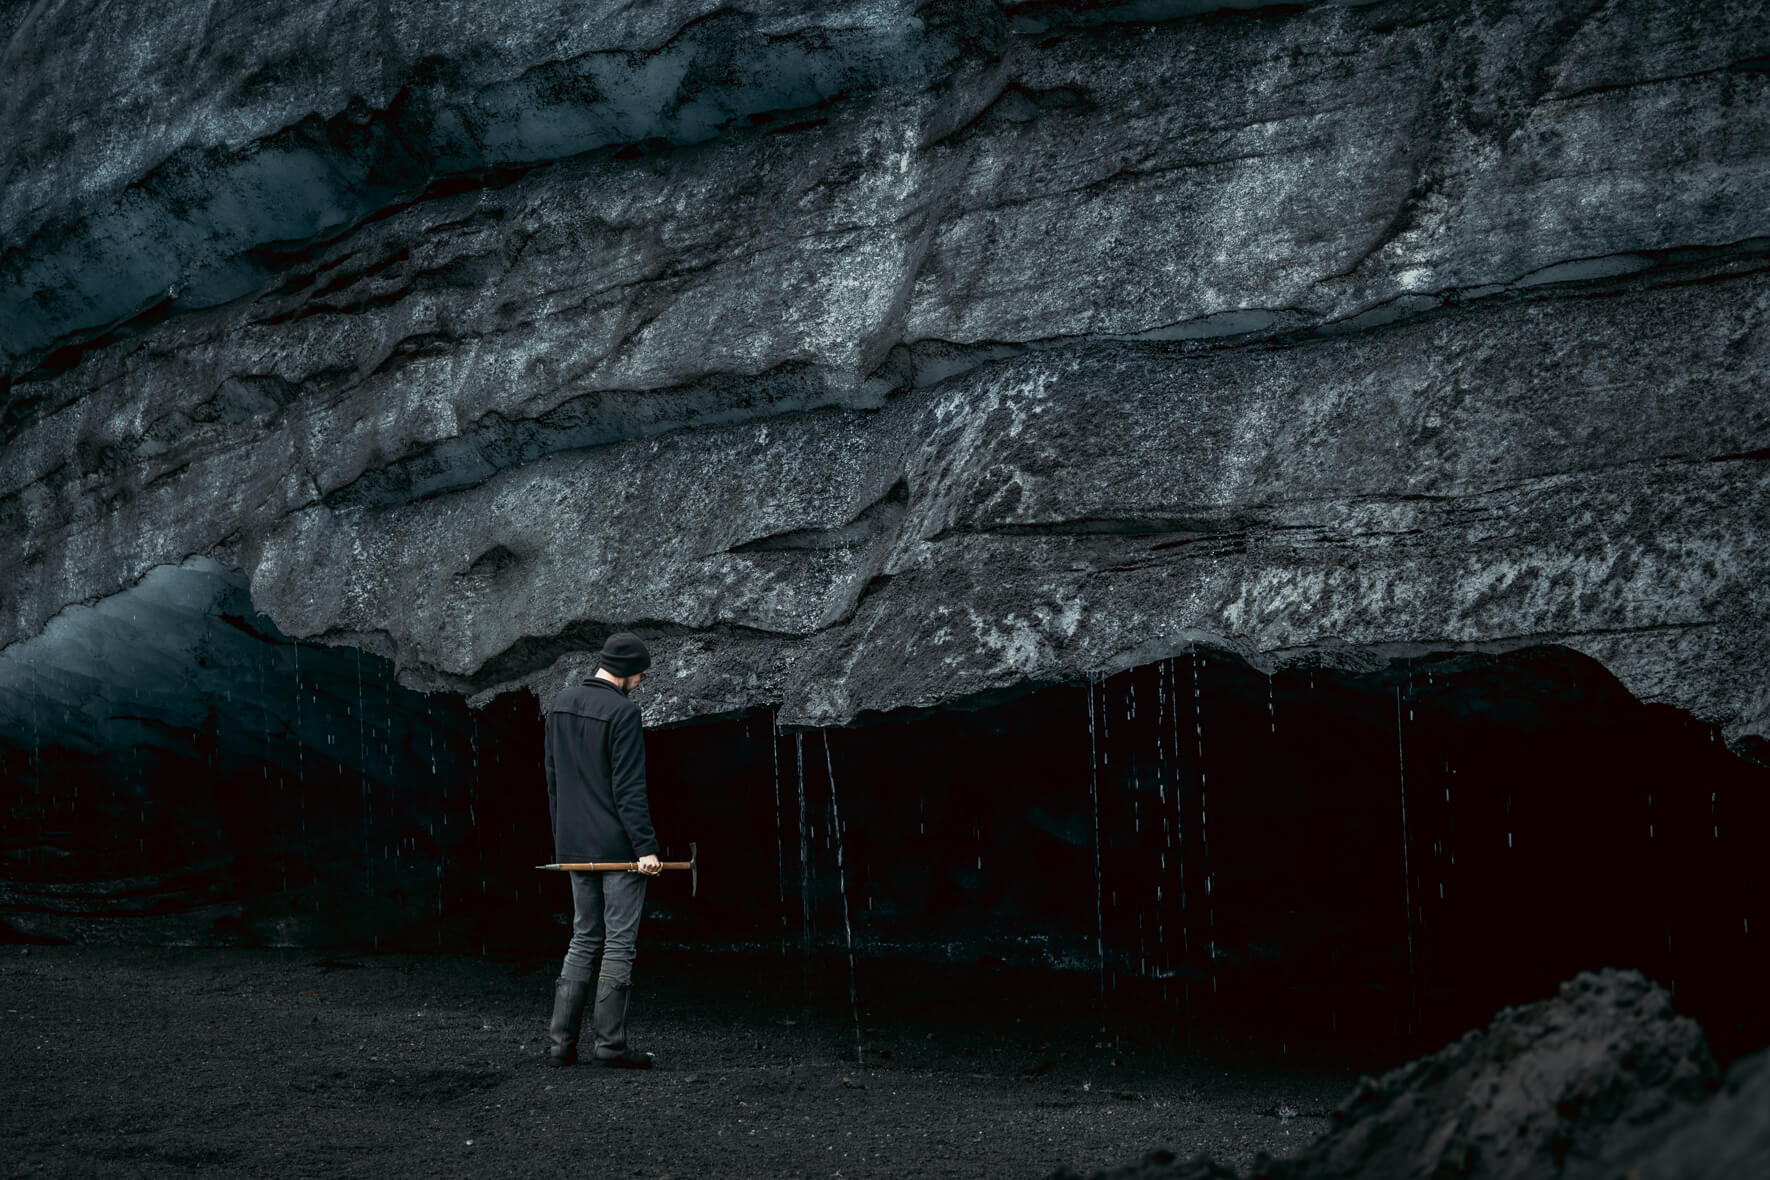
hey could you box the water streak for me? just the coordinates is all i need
[1169,660,1187,973]
[796,733,812,959]
[356,648,370,901]
[773,710,787,953]
[292,646,304,834]
[824,732,865,1064]
[1192,651,1213,992]
[1396,684,1417,1033]
[1087,676,1106,1022]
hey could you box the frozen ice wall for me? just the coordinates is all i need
[0,558,550,952]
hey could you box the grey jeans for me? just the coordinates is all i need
[562,869,647,985]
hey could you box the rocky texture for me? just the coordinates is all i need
[1263,969,1719,1180]
[1609,1045,1770,1180]
[1064,969,1770,1180]
[4,0,1769,742]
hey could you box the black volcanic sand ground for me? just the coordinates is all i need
[0,945,1384,1179]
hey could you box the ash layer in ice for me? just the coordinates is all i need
[2,0,1768,749]
[1060,968,1769,1180]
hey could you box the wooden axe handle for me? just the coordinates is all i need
[536,861,693,872]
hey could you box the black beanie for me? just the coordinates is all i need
[598,632,652,676]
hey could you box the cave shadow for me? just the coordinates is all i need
[2,566,1764,1066]
[642,646,1768,1065]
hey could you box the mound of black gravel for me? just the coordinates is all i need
[1065,968,1767,1180]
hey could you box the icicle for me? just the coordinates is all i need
[1156,660,1167,803]
[468,711,479,832]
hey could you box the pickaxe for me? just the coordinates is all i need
[536,842,698,896]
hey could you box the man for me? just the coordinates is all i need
[544,631,661,1069]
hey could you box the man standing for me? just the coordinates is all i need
[544,632,661,1069]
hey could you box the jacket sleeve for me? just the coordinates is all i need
[544,711,558,835]
[609,705,658,858]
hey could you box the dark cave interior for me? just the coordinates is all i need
[2,560,1764,1064]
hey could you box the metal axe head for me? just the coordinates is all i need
[688,841,698,897]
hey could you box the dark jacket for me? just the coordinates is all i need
[545,678,658,861]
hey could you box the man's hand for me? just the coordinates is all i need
[638,854,661,876]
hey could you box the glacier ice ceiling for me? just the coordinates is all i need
[2,0,1769,1057]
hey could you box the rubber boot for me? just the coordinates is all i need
[590,977,653,1068]
[546,976,592,1067]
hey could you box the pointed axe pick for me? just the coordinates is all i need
[689,841,698,898]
